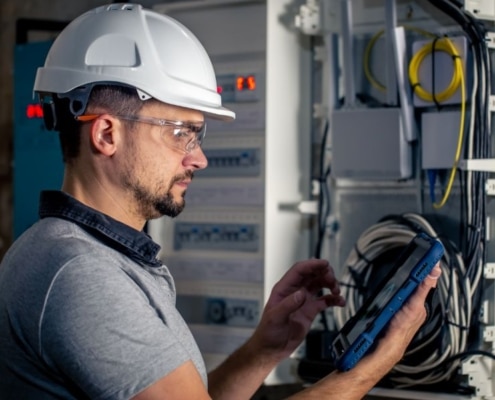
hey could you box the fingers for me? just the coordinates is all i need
[277,289,336,319]
[266,258,344,312]
[274,259,341,296]
[264,286,345,329]
[284,259,332,283]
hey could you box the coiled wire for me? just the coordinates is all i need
[408,37,464,104]
[333,213,474,388]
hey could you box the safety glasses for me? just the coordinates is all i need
[76,114,206,153]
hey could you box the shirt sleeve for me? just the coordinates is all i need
[39,254,191,400]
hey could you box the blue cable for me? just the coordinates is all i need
[427,169,437,204]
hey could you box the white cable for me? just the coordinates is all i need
[332,213,475,387]
[466,48,478,226]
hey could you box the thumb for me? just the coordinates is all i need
[411,264,442,305]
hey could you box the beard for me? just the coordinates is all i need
[125,170,193,220]
[153,185,186,218]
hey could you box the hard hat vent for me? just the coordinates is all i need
[86,35,140,67]
[101,4,138,12]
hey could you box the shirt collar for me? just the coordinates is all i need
[38,190,162,267]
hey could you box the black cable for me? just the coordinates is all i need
[427,0,492,381]
[314,119,330,259]
[314,119,331,331]
[442,349,495,365]
[431,37,441,109]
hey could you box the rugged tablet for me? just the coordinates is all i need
[331,232,444,371]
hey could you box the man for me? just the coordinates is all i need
[0,4,441,399]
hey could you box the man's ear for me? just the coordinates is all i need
[89,114,120,156]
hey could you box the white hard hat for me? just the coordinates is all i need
[34,3,235,121]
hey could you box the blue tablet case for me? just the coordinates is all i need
[331,232,444,371]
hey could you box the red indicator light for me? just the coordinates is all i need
[246,75,256,90]
[217,86,223,94]
[236,75,256,91]
[236,76,244,91]
[26,104,43,119]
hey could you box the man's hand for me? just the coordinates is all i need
[367,263,442,366]
[287,263,443,400]
[250,258,345,362]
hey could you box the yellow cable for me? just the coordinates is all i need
[363,26,435,93]
[408,37,463,103]
[363,31,465,209]
[406,36,465,209]
[363,29,387,92]
[432,47,466,209]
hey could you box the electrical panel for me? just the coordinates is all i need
[421,110,463,170]
[331,107,411,179]
[13,41,63,238]
[149,0,312,384]
[295,0,495,399]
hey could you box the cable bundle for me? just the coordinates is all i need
[333,213,475,389]
[428,0,491,366]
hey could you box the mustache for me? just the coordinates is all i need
[171,170,194,185]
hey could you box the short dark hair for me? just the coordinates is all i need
[54,85,148,163]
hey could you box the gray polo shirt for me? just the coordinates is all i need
[0,190,206,399]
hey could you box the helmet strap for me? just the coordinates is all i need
[39,95,57,131]
[39,83,151,131]
[58,84,94,117]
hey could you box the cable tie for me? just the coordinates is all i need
[354,245,371,264]
[445,319,470,331]
[431,38,440,109]
[339,282,359,289]
[467,223,481,232]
